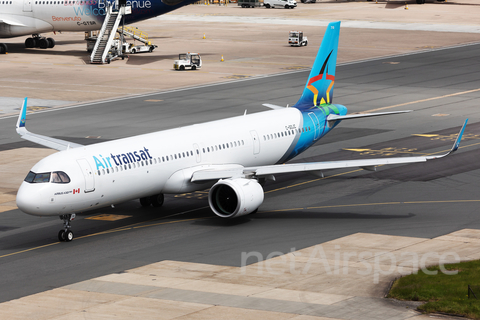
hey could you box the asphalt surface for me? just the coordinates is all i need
[0,43,479,304]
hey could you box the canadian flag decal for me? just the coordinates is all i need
[73,188,80,194]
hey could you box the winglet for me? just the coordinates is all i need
[16,97,28,131]
[452,118,468,153]
[14,97,85,151]
[426,119,468,160]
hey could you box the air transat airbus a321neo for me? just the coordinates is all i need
[15,22,467,242]
[0,0,197,53]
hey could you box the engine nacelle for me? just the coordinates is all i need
[208,178,264,218]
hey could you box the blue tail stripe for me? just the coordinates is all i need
[293,21,340,110]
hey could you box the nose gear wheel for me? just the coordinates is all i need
[58,214,75,242]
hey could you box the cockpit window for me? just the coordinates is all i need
[34,173,50,183]
[24,171,51,183]
[24,171,70,183]
[51,171,71,183]
[25,171,36,183]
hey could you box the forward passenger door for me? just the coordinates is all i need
[77,159,95,193]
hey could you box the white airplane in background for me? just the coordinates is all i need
[15,22,467,242]
[0,0,197,54]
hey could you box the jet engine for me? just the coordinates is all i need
[208,178,264,218]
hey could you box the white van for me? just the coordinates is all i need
[264,0,296,9]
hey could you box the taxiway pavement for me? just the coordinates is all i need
[0,1,480,319]
[0,43,479,320]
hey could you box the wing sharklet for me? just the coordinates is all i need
[425,118,468,160]
[16,97,84,151]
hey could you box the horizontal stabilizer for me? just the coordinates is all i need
[327,110,412,123]
[262,103,285,110]
[16,98,84,151]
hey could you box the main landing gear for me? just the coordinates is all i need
[140,193,164,208]
[25,35,56,49]
[58,214,75,242]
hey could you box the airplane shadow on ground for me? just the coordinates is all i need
[5,42,91,59]
[4,40,216,66]
[193,212,416,227]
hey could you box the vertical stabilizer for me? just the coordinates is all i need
[294,21,340,110]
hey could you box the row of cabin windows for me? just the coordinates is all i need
[1,1,13,4]
[263,126,311,141]
[97,139,246,176]
[202,139,244,154]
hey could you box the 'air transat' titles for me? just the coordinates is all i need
[93,147,152,170]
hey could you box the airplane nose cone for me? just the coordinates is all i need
[16,182,42,215]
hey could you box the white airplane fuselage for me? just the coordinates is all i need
[0,0,195,38]
[16,106,344,216]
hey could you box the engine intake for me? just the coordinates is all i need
[209,178,264,218]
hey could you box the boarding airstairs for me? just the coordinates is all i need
[90,5,123,64]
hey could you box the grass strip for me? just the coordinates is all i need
[388,260,480,319]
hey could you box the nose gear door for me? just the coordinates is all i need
[77,159,95,193]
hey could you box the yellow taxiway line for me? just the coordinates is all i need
[361,87,480,113]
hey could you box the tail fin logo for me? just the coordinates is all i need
[307,50,335,106]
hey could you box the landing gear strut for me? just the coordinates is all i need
[58,214,75,242]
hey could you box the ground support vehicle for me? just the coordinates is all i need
[174,53,202,70]
[238,0,262,7]
[124,43,157,54]
[289,31,308,47]
[264,0,296,8]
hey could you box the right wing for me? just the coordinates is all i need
[16,98,84,151]
[192,119,468,182]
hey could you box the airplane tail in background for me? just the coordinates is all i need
[293,21,340,110]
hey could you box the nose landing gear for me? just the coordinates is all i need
[58,214,75,242]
